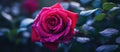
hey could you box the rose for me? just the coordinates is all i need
[32,3,78,51]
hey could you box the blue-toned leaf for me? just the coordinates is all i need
[108,7,120,16]
[22,31,30,38]
[86,19,94,25]
[96,45,118,52]
[70,1,80,7]
[99,28,119,37]
[80,8,99,16]
[80,0,91,4]
[11,2,20,16]
[20,18,34,27]
[0,28,10,36]
[69,2,84,13]
[82,24,95,32]
[74,28,79,33]
[63,43,72,52]
[61,2,69,10]
[35,42,43,47]
[76,37,90,43]
[0,31,3,36]
[1,11,12,21]
[109,7,120,12]
[92,0,101,8]
[115,36,120,44]
[17,28,27,33]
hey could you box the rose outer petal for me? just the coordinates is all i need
[51,3,64,9]
[64,10,78,30]
[32,26,41,42]
[34,7,51,24]
[51,4,78,29]
[42,42,59,52]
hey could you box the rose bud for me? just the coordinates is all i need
[22,0,38,14]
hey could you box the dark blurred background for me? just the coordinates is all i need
[0,0,120,52]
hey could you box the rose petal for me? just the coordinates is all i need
[62,31,75,43]
[52,15,63,33]
[44,32,64,42]
[40,9,68,34]
[35,21,52,37]
[51,3,63,9]
[41,10,59,33]
[34,7,50,23]
[42,42,59,52]
[64,10,78,30]
[32,26,40,42]
[63,17,72,36]
[44,17,72,42]
[33,8,51,34]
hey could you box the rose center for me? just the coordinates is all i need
[48,18,56,26]
[46,16,59,27]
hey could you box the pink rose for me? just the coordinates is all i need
[32,3,78,51]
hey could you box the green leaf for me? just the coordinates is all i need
[16,38,21,45]
[76,16,87,26]
[94,13,106,21]
[7,29,18,41]
[102,2,116,10]
[11,29,18,36]
[69,42,85,52]
[102,0,107,3]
